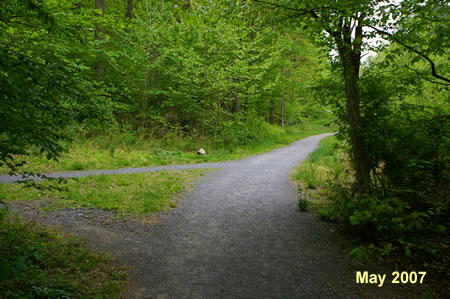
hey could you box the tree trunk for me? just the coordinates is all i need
[201,67,207,137]
[232,90,240,113]
[126,0,133,20]
[281,68,287,128]
[95,0,105,80]
[269,98,275,124]
[244,90,249,122]
[330,19,371,194]
[339,49,371,194]
[214,87,221,149]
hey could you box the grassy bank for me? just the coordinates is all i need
[0,168,213,297]
[292,135,343,189]
[0,169,213,216]
[291,135,349,214]
[0,213,128,298]
[1,124,331,175]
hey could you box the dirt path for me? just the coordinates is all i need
[11,134,421,298]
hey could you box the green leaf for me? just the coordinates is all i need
[348,247,368,261]
[404,246,411,257]
[349,215,359,225]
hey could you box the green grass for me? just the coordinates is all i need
[0,169,214,215]
[291,135,350,217]
[0,124,332,175]
[0,213,128,298]
[292,135,344,189]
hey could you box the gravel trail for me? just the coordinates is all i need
[0,162,238,183]
[10,133,419,298]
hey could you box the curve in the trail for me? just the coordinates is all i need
[120,133,372,298]
[9,133,410,298]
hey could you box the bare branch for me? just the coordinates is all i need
[368,25,450,83]
[404,65,450,86]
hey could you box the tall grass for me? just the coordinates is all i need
[292,136,344,189]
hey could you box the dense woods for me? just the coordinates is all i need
[0,0,449,296]
[1,0,330,173]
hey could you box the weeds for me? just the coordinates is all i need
[297,196,309,211]
[0,213,128,298]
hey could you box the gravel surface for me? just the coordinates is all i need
[0,162,238,183]
[9,134,423,298]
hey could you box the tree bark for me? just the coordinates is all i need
[343,62,370,194]
[269,98,275,124]
[281,68,287,128]
[95,0,105,80]
[126,0,133,20]
[335,20,371,194]
[233,90,240,113]
[214,86,221,149]
[244,90,249,122]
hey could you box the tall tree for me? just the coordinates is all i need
[126,0,133,20]
[253,0,449,193]
[95,0,106,79]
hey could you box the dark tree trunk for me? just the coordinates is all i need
[244,91,249,122]
[343,62,370,194]
[126,0,133,20]
[233,90,240,113]
[214,87,221,149]
[281,68,287,128]
[95,0,105,80]
[269,98,275,124]
[335,20,371,194]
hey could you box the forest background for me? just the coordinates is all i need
[0,0,449,297]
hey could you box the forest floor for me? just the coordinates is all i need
[8,133,426,298]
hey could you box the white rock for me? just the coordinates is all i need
[197,148,206,155]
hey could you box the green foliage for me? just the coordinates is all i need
[101,0,328,136]
[326,183,448,270]
[0,0,112,175]
[1,0,331,179]
[0,214,127,298]
[295,129,449,272]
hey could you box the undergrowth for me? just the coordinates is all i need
[292,135,449,296]
[0,211,127,298]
